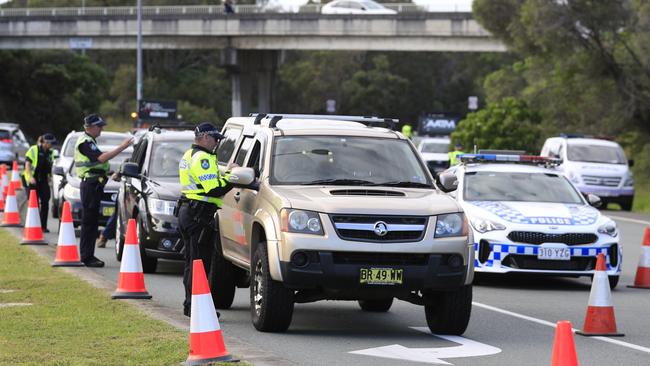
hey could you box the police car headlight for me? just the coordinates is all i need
[598,221,618,237]
[281,209,323,235]
[63,184,81,201]
[147,198,176,216]
[435,213,468,238]
[470,217,506,233]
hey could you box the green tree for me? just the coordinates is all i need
[451,97,541,153]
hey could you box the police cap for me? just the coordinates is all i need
[195,122,225,140]
[84,114,107,128]
[42,133,56,144]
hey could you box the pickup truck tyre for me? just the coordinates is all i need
[424,285,472,335]
[620,197,633,211]
[138,218,158,273]
[251,242,294,332]
[208,241,236,309]
[358,298,393,312]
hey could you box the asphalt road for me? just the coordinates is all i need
[16,195,650,365]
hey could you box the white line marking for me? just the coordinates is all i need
[0,303,32,308]
[608,215,650,226]
[473,301,650,354]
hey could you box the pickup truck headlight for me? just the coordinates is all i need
[147,198,176,216]
[281,209,323,235]
[435,213,468,238]
[624,172,634,187]
[470,217,506,233]
[63,184,81,201]
[598,221,618,237]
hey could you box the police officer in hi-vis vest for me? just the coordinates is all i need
[177,122,234,317]
[22,133,56,232]
[75,114,133,267]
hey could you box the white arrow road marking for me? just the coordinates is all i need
[349,327,501,365]
[0,303,32,308]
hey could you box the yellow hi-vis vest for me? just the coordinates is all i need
[179,147,230,207]
[448,150,464,166]
[23,145,54,182]
[74,134,109,179]
[401,124,413,139]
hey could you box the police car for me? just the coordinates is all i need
[441,153,622,288]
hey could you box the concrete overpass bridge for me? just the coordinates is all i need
[0,5,507,116]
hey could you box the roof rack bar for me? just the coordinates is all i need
[249,113,399,129]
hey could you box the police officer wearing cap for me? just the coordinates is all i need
[22,133,56,233]
[178,122,234,317]
[76,114,133,267]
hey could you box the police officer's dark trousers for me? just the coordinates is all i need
[24,179,50,230]
[179,201,217,314]
[80,177,104,262]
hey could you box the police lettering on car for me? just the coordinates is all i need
[177,122,235,318]
[75,114,133,267]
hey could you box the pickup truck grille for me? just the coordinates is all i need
[507,231,598,245]
[331,215,427,243]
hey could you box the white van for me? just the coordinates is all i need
[541,136,634,210]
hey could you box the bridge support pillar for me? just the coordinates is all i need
[223,49,279,117]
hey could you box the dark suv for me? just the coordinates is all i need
[115,129,193,273]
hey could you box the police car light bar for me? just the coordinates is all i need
[459,154,562,166]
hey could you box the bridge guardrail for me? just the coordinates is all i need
[0,3,432,17]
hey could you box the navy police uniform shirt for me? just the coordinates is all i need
[78,136,103,163]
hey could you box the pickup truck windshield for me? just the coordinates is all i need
[567,144,626,164]
[271,136,432,187]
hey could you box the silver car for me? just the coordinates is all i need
[0,122,30,165]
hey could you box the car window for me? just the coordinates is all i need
[567,144,626,164]
[217,127,242,164]
[464,172,583,204]
[234,137,254,167]
[148,140,187,178]
[63,135,78,157]
[131,138,149,170]
[246,140,263,177]
[271,136,431,186]
[420,142,448,153]
[0,129,11,142]
[361,1,383,9]
[349,1,363,9]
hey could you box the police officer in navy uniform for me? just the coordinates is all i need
[76,114,133,267]
[22,133,56,232]
[178,122,234,317]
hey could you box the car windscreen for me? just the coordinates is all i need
[271,136,432,187]
[0,129,11,141]
[148,140,187,178]
[63,134,128,157]
[567,144,626,164]
[464,171,584,204]
[362,1,383,9]
[420,142,448,153]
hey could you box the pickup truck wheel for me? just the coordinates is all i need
[358,298,393,312]
[208,240,236,309]
[424,285,472,335]
[251,242,294,332]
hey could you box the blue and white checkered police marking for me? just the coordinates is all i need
[473,242,613,271]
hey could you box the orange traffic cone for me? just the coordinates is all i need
[186,259,237,365]
[52,201,83,267]
[1,184,21,227]
[112,219,152,299]
[551,321,578,366]
[576,253,624,337]
[10,160,21,190]
[20,190,47,245]
[0,165,8,212]
[628,227,650,289]
[0,172,5,213]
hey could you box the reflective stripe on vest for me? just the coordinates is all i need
[179,148,223,206]
[74,134,109,179]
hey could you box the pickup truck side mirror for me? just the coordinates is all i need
[52,166,65,176]
[120,162,140,178]
[437,172,458,192]
[586,194,602,208]
[628,159,634,167]
[229,167,255,187]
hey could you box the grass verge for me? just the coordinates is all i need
[633,184,650,214]
[0,229,187,365]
